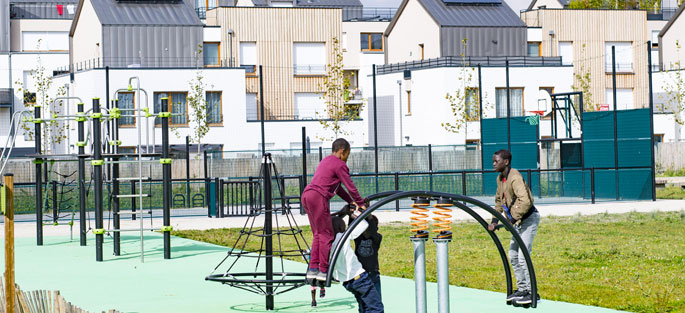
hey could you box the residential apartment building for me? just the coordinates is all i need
[659,3,685,69]
[521,9,650,109]
[0,0,77,151]
[385,0,527,64]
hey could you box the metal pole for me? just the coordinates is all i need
[435,238,450,313]
[478,64,484,171]
[34,100,43,246]
[263,155,274,310]
[186,135,191,208]
[318,146,323,161]
[51,181,57,224]
[92,98,103,261]
[591,167,596,204]
[4,174,15,313]
[411,237,427,313]
[131,180,137,220]
[77,103,87,245]
[112,100,120,255]
[204,150,209,214]
[259,65,266,156]
[647,41,656,201]
[373,64,379,193]
[506,60,511,152]
[428,144,433,191]
[162,97,171,259]
[301,127,307,215]
[612,46,619,200]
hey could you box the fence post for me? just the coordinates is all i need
[51,180,58,224]
[428,144,433,191]
[215,177,221,218]
[301,127,307,215]
[527,169,532,192]
[319,146,323,161]
[204,150,209,213]
[591,167,596,204]
[4,174,15,313]
[462,171,467,196]
[395,172,399,211]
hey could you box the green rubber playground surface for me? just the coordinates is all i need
[0,233,624,313]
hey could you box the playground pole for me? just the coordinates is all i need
[506,60,511,152]
[113,100,121,256]
[4,174,15,313]
[34,99,43,246]
[478,64,484,170]
[301,127,306,215]
[93,98,104,262]
[435,237,450,313]
[612,46,619,200]
[263,154,274,310]
[259,65,265,156]
[647,41,656,202]
[77,103,87,246]
[372,64,379,193]
[186,135,190,207]
[411,235,427,313]
[162,97,172,259]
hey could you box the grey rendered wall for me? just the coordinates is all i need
[102,25,203,68]
[0,0,8,52]
[440,27,526,57]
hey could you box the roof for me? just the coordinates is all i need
[251,0,362,6]
[659,1,685,38]
[526,0,568,10]
[387,0,524,34]
[91,0,201,26]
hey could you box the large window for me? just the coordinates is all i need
[293,42,326,75]
[21,31,68,51]
[361,33,383,52]
[605,88,633,110]
[240,42,256,74]
[117,92,135,126]
[527,42,541,57]
[206,91,222,125]
[294,93,325,120]
[203,42,220,67]
[154,92,188,125]
[246,93,258,121]
[495,88,524,117]
[605,42,633,73]
[558,42,573,66]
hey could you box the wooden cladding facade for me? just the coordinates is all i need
[208,7,342,120]
[521,9,649,109]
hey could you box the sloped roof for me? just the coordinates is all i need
[421,0,525,27]
[526,0,568,11]
[251,0,362,6]
[659,1,685,38]
[90,0,201,26]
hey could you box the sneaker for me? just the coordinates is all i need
[316,271,328,281]
[306,268,319,280]
[513,291,533,305]
[506,290,528,304]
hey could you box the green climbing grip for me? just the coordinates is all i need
[1,184,5,215]
[91,160,104,166]
[160,226,173,232]
[90,113,103,119]
[158,112,171,118]
[109,140,122,146]
[93,228,105,235]
[160,158,172,164]
[76,141,87,147]
[32,159,44,164]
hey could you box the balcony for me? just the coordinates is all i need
[342,7,397,21]
[378,56,564,75]
[605,63,634,74]
[0,89,13,107]
[293,65,326,76]
[10,2,78,20]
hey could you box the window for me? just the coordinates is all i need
[651,31,659,45]
[21,31,68,51]
[117,92,135,126]
[270,1,293,6]
[605,88,633,110]
[605,42,633,73]
[206,91,222,125]
[558,42,573,65]
[465,88,479,120]
[240,42,256,74]
[342,32,347,51]
[293,43,325,75]
[203,42,220,67]
[495,88,524,117]
[527,42,541,57]
[154,92,188,125]
[294,93,325,119]
[361,33,383,52]
[246,93,258,121]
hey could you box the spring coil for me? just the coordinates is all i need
[432,202,453,234]
[410,201,430,233]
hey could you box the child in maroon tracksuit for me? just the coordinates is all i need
[302,138,366,282]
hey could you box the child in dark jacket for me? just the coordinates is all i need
[354,214,382,298]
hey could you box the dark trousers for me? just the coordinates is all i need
[343,272,384,313]
[367,271,381,300]
[302,190,334,272]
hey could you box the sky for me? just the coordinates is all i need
[359,0,531,16]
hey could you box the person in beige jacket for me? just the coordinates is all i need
[487,149,540,306]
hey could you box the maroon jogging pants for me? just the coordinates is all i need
[301,189,334,273]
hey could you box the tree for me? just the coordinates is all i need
[572,44,596,111]
[568,0,659,10]
[662,41,685,125]
[15,44,67,154]
[317,37,365,141]
[442,39,486,136]
[186,44,213,159]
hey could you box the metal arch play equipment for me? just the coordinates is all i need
[325,190,538,309]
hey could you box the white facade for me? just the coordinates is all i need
[47,68,366,153]
[652,70,685,142]
[372,65,575,146]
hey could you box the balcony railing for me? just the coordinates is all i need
[605,63,634,73]
[10,2,78,20]
[293,65,326,75]
[342,7,397,21]
[378,56,564,74]
[54,57,236,75]
[0,88,13,107]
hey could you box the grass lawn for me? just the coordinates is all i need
[657,187,685,200]
[173,211,685,313]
